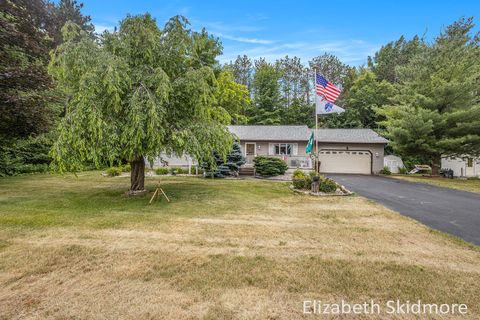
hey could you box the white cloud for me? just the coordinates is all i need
[194,20,263,33]
[218,40,379,66]
[94,24,115,34]
[215,33,273,44]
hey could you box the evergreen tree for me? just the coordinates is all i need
[281,98,315,127]
[309,53,352,87]
[368,35,424,83]
[378,17,480,174]
[249,62,282,124]
[227,55,253,89]
[276,55,307,107]
[204,142,245,177]
[49,0,94,46]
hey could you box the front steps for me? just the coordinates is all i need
[239,166,255,176]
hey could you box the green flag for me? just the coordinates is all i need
[306,132,314,153]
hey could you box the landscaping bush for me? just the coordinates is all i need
[292,169,306,179]
[292,177,312,189]
[292,178,306,189]
[121,163,131,172]
[398,166,408,174]
[292,170,314,190]
[253,156,288,177]
[176,168,190,174]
[380,166,392,175]
[0,134,52,176]
[106,167,122,177]
[402,155,430,172]
[155,167,169,175]
[319,178,337,193]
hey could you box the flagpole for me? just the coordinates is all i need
[313,68,318,174]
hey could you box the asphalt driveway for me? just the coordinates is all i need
[327,174,480,246]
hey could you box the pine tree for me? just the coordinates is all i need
[249,62,282,124]
[227,55,253,89]
[378,17,480,174]
[204,143,245,177]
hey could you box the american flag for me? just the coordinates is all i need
[315,73,341,103]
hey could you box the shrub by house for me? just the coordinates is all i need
[254,156,288,176]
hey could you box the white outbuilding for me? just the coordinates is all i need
[441,156,480,177]
[383,155,404,173]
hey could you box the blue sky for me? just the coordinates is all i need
[80,0,480,66]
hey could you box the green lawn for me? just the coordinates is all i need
[0,172,479,319]
[390,175,480,194]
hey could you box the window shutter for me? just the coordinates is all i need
[268,143,274,155]
[293,143,298,155]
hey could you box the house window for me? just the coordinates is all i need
[273,143,294,155]
[467,158,473,167]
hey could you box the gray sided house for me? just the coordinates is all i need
[228,125,388,174]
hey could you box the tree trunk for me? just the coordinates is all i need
[130,156,145,193]
[431,156,441,176]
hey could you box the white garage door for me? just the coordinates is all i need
[318,150,371,174]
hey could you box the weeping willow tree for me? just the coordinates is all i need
[48,14,233,193]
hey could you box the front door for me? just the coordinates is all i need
[245,143,255,164]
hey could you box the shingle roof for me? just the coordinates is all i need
[227,125,388,144]
[314,129,389,144]
[227,125,311,141]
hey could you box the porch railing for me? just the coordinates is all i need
[271,155,312,168]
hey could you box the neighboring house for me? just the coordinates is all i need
[148,154,196,169]
[441,156,480,177]
[384,155,405,173]
[228,125,388,174]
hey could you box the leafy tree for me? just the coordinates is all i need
[378,17,480,174]
[215,69,250,124]
[342,70,395,128]
[0,0,56,138]
[48,15,233,192]
[321,108,363,128]
[281,99,315,127]
[368,35,424,83]
[203,142,245,177]
[249,62,282,124]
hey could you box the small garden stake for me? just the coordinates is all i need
[149,183,170,204]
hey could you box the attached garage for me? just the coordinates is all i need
[319,150,371,174]
[315,129,389,175]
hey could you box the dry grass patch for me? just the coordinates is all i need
[0,172,479,319]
